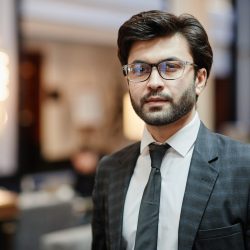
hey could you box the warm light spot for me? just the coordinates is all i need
[0,105,8,130]
[0,51,9,66]
[123,92,144,141]
[0,85,9,101]
[0,51,10,131]
[0,65,10,84]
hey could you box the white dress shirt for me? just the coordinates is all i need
[122,112,201,250]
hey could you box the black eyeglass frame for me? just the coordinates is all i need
[122,59,198,83]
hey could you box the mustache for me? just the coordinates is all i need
[141,91,173,104]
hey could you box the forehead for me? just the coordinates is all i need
[128,33,192,64]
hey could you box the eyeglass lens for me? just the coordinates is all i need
[127,60,185,82]
[158,61,183,79]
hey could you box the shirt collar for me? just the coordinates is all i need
[140,112,201,157]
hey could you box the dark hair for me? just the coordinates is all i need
[117,10,213,78]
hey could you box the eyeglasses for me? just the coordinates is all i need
[122,59,197,83]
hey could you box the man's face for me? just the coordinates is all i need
[127,34,203,126]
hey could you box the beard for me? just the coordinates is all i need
[130,83,197,126]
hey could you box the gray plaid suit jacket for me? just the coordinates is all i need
[92,123,250,250]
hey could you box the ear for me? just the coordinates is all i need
[195,68,207,97]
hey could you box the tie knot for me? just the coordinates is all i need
[149,143,170,169]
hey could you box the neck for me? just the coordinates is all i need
[146,109,196,143]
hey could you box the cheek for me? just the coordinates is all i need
[129,85,145,101]
[171,80,195,100]
[168,84,182,100]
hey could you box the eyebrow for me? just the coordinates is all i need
[130,57,183,65]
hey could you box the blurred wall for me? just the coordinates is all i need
[24,40,124,160]
[0,0,19,176]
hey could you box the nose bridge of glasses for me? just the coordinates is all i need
[150,63,162,77]
[146,64,165,86]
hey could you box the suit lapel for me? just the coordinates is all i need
[178,123,219,250]
[108,142,140,250]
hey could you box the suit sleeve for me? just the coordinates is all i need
[91,158,108,250]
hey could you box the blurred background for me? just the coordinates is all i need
[0,0,250,249]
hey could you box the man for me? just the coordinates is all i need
[91,10,250,250]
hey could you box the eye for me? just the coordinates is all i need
[159,61,182,73]
[129,63,150,76]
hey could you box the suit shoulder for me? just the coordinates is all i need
[213,131,250,159]
[215,131,250,147]
[97,142,140,170]
[199,123,249,156]
[110,141,140,159]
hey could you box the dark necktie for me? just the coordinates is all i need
[134,143,170,250]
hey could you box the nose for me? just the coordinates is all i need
[146,66,165,90]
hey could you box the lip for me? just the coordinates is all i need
[144,98,169,109]
[145,97,168,103]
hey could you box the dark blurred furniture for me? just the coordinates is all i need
[0,189,18,250]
